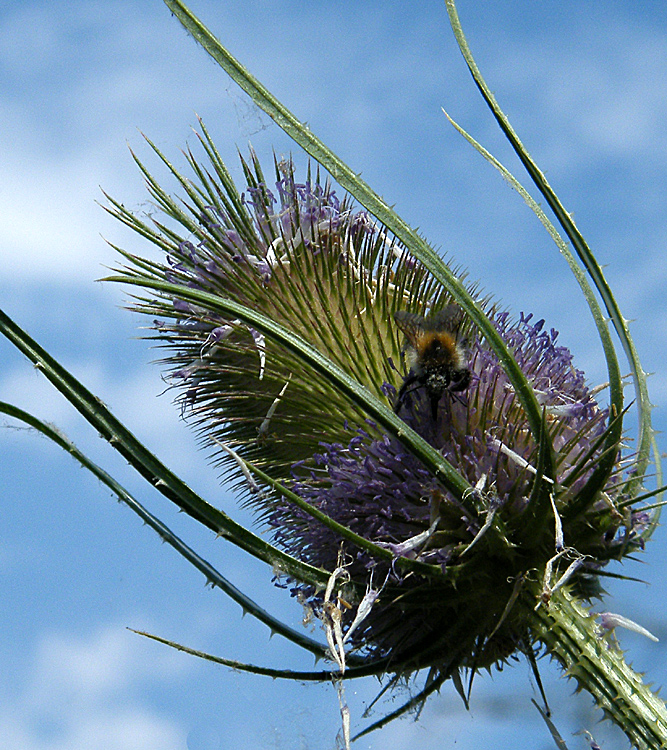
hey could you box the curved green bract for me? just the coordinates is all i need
[441,111,623,520]
[162,0,555,483]
[0,308,327,588]
[0,400,336,659]
[130,630,394,681]
[103,273,477,507]
[443,0,655,500]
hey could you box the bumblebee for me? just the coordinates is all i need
[394,306,471,418]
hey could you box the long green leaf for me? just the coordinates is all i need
[444,0,654,494]
[0,308,327,587]
[0,401,334,658]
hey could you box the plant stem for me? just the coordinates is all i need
[534,588,667,749]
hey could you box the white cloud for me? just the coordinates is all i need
[0,625,186,750]
[493,22,667,165]
[0,357,205,466]
[0,4,185,284]
[0,159,109,283]
[0,0,462,285]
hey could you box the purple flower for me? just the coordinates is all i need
[268,311,635,668]
[111,141,649,678]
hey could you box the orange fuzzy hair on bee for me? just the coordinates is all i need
[414,331,462,368]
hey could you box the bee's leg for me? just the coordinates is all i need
[429,392,440,420]
[449,369,471,392]
[394,373,419,413]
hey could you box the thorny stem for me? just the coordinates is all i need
[533,588,667,750]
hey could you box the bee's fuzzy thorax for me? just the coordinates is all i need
[414,332,461,369]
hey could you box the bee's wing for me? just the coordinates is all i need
[425,305,465,334]
[393,310,426,347]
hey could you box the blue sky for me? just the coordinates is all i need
[2,1,667,748]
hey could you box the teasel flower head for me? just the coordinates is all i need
[106,122,658,737]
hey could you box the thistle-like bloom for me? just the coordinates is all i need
[0,2,660,748]
[108,127,656,737]
[275,311,644,670]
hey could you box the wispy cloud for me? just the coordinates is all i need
[0,624,185,750]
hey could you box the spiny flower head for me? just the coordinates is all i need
[109,126,651,684]
[273,311,644,669]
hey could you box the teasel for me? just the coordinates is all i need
[1,0,664,746]
[97,98,664,743]
[101,0,666,743]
